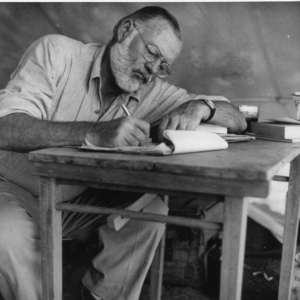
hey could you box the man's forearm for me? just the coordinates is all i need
[0,113,92,152]
[208,101,247,133]
[0,113,151,152]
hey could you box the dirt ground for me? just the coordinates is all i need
[63,255,282,300]
[61,217,286,300]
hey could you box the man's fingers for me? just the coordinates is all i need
[158,117,169,142]
[119,117,149,146]
[185,117,201,131]
[124,134,140,147]
[165,116,179,130]
[130,126,149,146]
[176,117,189,130]
[132,117,150,138]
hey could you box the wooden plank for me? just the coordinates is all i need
[150,196,169,300]
[220,196,248,300]
[29,141,300,181]
[40,177,63,300]
[278,155,300,300]
[56,203,223,231]
[29,147,156,171]
[107,193,157,231]
[58,178,227,200]
[30,162,270,198]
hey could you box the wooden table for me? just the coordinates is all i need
[29,140,300,300]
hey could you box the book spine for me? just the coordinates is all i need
[250,123,286,139]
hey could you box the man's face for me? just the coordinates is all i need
[110,19,182,93]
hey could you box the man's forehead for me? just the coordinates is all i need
[138,19,182,61]
[139,19,178,39]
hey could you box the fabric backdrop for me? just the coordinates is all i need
[0,2,299,116]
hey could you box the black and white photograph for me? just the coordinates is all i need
[0,2,299,300]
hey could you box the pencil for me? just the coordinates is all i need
[121,104,131,116]
[121,104,149,146]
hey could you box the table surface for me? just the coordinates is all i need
[29,140,300,179]
[29,140,300,199]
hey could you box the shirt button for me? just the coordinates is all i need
[95,110,100,114]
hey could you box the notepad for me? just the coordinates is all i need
[81,130,229,156]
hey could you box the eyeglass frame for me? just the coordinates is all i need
[132,22,172,77]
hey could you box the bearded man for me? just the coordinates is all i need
[0,6,246,300]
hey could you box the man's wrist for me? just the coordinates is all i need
[199,99,216,121]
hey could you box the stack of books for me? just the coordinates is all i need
[250,117,300,143]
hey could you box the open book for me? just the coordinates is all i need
[81,130,228,155]
[80,124,254,156]
[80,130,228,155]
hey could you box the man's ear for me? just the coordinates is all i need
[117,19,135,43]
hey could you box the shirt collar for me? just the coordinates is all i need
[89,44,143,102]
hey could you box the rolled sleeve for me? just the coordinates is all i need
[0,36,58,120]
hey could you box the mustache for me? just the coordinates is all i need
[133,69,153,84]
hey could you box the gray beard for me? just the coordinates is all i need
[110,38,140,93]
[110,37,152,93]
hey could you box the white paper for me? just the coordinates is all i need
[267,117,300,124]
[81,130,228,155]
[163,130,228,154]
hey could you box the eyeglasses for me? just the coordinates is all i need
[133,23,171,78]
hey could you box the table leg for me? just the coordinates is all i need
[278,156,300,300]
[40,177,63,300]
[220,196,248,300]
[150,196,169,300]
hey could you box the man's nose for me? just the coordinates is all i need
[145,60,161,75]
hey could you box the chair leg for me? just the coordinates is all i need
[150,196,169,300]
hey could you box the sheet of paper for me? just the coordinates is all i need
[82,141,173,155]
[267,117,300,125]
[81,130,228,155]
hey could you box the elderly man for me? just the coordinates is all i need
[0,6,246,300]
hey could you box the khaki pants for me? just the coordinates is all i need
[0,181,168,300]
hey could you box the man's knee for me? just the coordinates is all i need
[0,200,39,252]
[136,195,169,234]
[143,195,169,216]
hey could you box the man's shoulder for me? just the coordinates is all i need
[35,34,103,62]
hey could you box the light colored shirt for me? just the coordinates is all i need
[0,34,229,199]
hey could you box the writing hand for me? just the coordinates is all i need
[157,100,210,142]
[86,116,150,147]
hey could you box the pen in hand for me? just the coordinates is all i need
[121,104,149,147]
[121,104,131,117]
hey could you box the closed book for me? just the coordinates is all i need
[251,122,300,139]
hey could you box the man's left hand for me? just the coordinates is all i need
[158,100,210,142]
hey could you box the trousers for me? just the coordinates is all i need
[0,181,168,300]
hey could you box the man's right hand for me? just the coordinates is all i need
[85,116,150,148]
